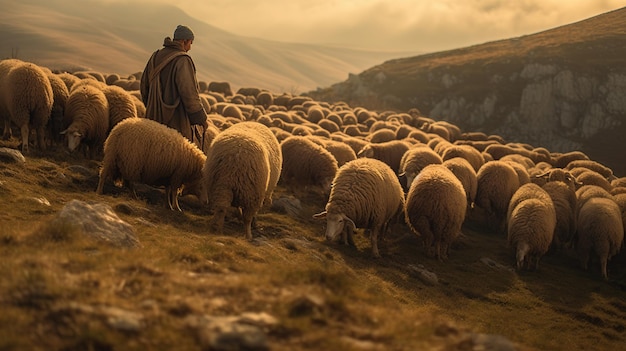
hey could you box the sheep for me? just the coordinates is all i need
[323,139,357,167]
[506,183,554,231]
[0,60,54,152]
[503,160,531,186]
[318,118,340,133]
[443,157,477,212]
[102,85,137,131]
[542,180,577,250]
[499,154,535,170]
[313,158,405,258]
[61,84,110,158]
[575,169,613,192]
[474,160,521,233]
[202,122,274,239]
[223,121,282,206]
[96,117,206,211]
[280,135,339,195]
[56,72,82,91]
[576,196,624,279]
[208,81,233,97]
[566,159,615,181]
[552,150,590,168]
[575,185,615,217]
[256,91,273,108]
[440,144,485,172]
[366,129,397,143]
[507,194,556,271]
[45,72,71,146]
[357,140,413,174]
[398,145,443,188]
[404,164,467,260]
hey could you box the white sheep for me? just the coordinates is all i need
[404,164,467,261]
[202,122,274,239]
[313,158,405,258]
[0,59,54,152]
[96,117,206,211]
[507,191,556,271]
[576,196,624,280]
[62,84,110,158]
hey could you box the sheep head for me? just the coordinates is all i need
[60,128,83,152]
[313,211,356,242]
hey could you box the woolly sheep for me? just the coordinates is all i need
[280,135,338,194]
[542,180,577,249]
[357,140,412,174]
[208,81,233,97]
[506,183,553,231]
[97,118,206,211]
[575,170,613,192]
[552,150,590,168]
[443,157,477,212]
[0,60,54,152]
[324,139,357,167]
[504,161,531,186]
[318,118,341,133]
[499,154,536,170]
[474,160,521,233]
[441,144,485,172]
[507,193,556,271]
[202,122,274,239]
[62,84,109,158]
[313,158,405,258]
[102,85,137,131]
[399,145,443,188]
[256,91,273,108]
[367,128,397,143]
[575,185,615,218]
[566,159,615,180]
[404,164,467,260]
[576,197,624,279]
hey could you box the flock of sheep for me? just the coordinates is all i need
[1,58,625,280]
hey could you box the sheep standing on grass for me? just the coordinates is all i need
[404,164,467,261]
[0,60,54,152]
[102,85,138,131]
[576,196,624,280]
[507,184,556,271]
[62,84,109,158]
[97,118,206,211]
[202,122,274,239]
[474,161,520,234]
[280,135,338,195]
[313,158,405,258]
[399,145,443,189]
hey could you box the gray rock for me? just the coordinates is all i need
[186,313,275,351]
[0,147,25,163]
[270,195,302,217]
[51,199,140,248]
[408,264,439,286]
[471,333,518,351]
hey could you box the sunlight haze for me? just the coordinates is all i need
[141,0,626,52]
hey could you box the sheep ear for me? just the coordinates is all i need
[312,211,327,219]
[535,170,550,179]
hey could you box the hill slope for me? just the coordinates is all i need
[0,0,416,93]
[308,7,626,176]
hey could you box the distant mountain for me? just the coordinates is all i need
[0,0,418,93]
[308,7,626,176]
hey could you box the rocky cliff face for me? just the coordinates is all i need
[308,8,626,175]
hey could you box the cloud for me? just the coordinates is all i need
[143,0,626,51]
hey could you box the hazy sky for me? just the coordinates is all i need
[138,0,626,53]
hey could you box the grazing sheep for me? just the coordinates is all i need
[474,161,521,233]
[102,85,137,131]
[399,145,443,188]
[542,181,577,249]
[404,164,467,260]
[318,118,340,133]
[507,195,556,271]
[313,158,405,258]
[500,154,535,170]
[223,122,282,206]
[567,159,615,180]
[575,169,613,191]
[203,122,273,239]
[97,118,206,211]
[56,72,82,91]
[323,139,357,167]
[0,60,54,152]
[503,160,531,186]
[280,135,338,194]
[441,144,485,172]
[208,81,233,97]
[576,197,624,279]
[552,150,590,168]
[367,128,397,143]
[62,84,110,158]
[506,183,553,231]
[256,91,273,108]
[443,157,477,212]
[357,140,413,174]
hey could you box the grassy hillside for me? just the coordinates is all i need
[0,137,625,350]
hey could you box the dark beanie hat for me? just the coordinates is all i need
[173,25,194,40]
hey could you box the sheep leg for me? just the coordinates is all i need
[36,125,46,151]
[211,208,226,235]
[19,124,29,153]
[241,208,255,240]
[2,118,11,140]
[370,228,381,258]
[96,168,108,195]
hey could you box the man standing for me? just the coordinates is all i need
[140,25,208,146]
